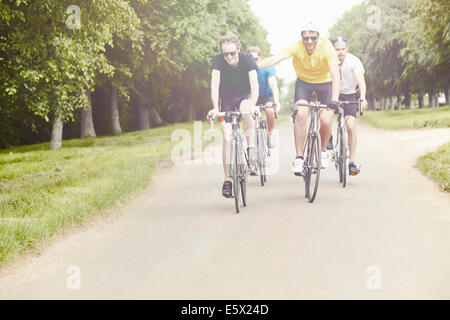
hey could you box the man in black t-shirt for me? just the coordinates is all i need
[208,32,259,198]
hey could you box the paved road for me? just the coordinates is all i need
[0,120,449,299]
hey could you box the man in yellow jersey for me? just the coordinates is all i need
[257,22,340,175]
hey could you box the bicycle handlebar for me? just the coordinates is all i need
[294,102,329,110]
[207,111,254,128]
[256,103,278,119]
[295,100,363,115]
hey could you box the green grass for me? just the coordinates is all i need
[0,122,213,266]
[362,106,450,130]
[416,142,450,193]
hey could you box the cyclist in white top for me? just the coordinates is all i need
[332,36,368,175]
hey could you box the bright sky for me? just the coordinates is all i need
[248,0,366,82]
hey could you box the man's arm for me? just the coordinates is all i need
[249,69,259,109]
[268,76,281,112]
[355,72,368,110]
[329,63,341,102]
[210,69,220,113]
[258,51,289,70]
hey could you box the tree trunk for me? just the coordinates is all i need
[110,85,122,135]
[369,96,376,110]
[396,95,402,110]
[185,92,194,121]
[149,106,164,127]
[81,91,96,138]
[445,85,449,106]
[428,92,439,107]
[387,97,393,110]
[50,115,63,150]
[418,94,424,108]
[433,93,439,107]
[137,94,150,130]
[404,93,411,109]
[171,87,183,123]
[381,98,385,110]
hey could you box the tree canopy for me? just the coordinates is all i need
[0,0,270,149]
[328,0,449,109]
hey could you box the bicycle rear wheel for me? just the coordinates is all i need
[336,129,344,184]
[232,140,240,214]
[340,130,347,187]
[305,133,321,202]
[257,127,267,186]
[239,144,247,207]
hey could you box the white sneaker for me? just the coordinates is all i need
[292,157,304,176]
[321,150,329,169]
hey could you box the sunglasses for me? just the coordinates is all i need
[302,36,318,42]
[223,51,237,57]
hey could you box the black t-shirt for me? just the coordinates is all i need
[211,52,258,101]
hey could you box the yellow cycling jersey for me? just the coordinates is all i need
[281,37,339,84]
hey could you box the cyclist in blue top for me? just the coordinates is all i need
[248,46,281,148]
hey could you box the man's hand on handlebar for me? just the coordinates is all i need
[359,98,368,111]
[327,100,339,110]
[274,102,281,115]
[207,109,218,120]
[252,105,261,118]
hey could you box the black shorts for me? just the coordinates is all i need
[256,94,274,106]
[220,94,250,123]
[293,79,332,119]
[339,93,357,118]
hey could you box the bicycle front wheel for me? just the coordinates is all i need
[305,133,321,203]
[232,140,240,214]
[239,142,247,207]
[339,129,347,188]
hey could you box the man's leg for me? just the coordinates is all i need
[264,101,276,148]
[293,101,309,157]
[240,99,259,175]
[319,109,334,151]
[265,102,275,133]
[343,100,360,175]
[221,122,233,181]
[221,121,233,197]
[345,116,357,162]
[240,99,256,148]
[316,82,333,168]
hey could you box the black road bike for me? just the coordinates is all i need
[209,111,253,213]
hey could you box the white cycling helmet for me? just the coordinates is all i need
[301,21,320,34]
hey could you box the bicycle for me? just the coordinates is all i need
[209,110,253,214]
[293,101,331,203]
[255,104,276,186]
[330,100,360,187]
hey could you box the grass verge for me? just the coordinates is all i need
[0,121,213,267]
[362,106,450,130]
[416,142,450,192]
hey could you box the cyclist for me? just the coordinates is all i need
[207,32,259,198]
[257,22,340,175]
[247,46,281,148]
[332,36,368,176]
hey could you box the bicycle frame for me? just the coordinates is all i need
[229,113,249,175]
[209,110,252,213]
[255,105,273,185]
[294,101,328,202]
